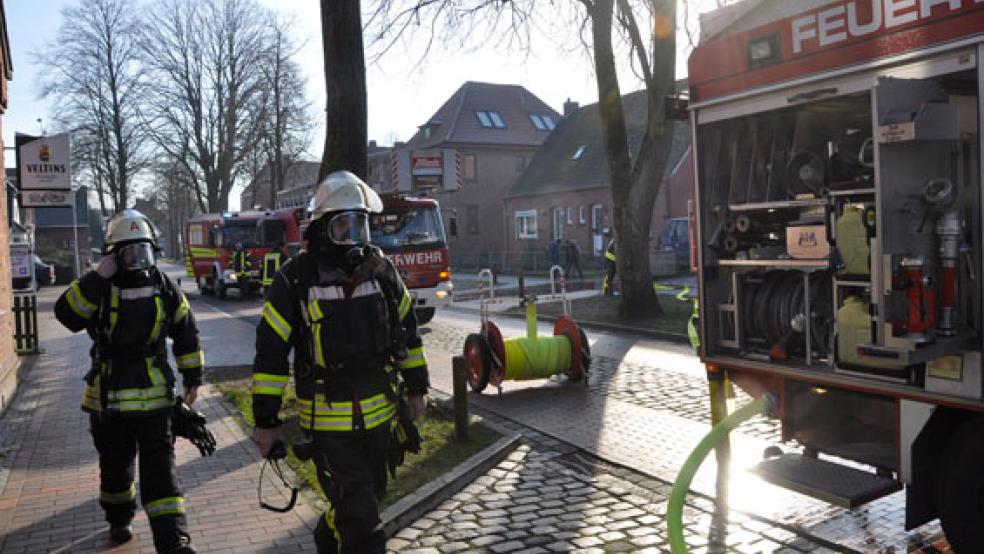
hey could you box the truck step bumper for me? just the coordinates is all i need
[753,453,901,508]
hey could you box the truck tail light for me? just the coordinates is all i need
[439,270,451,281]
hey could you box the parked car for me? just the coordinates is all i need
[12,255,56,290]
[658,217,690,270]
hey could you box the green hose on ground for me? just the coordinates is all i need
[667,394,775,554]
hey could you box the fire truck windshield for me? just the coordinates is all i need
[221,220,260,248]
[370,206,446,250]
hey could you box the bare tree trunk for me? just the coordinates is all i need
[320,0,368,181]
[587,0,661,318]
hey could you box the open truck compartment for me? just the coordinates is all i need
[697,69,982,400]
[688,5,984,542]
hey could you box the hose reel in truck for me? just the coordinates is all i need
[463,267,591,394]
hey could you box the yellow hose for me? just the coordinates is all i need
[668,394,775,554]
[503,336,572,380]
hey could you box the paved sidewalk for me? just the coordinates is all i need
[0,286,317,553]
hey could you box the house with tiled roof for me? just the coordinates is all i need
[504,89,693,272]
[395,81,560,265]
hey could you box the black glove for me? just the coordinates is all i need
[387,400,423,478]
[171,399,217,457]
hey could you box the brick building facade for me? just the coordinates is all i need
[398,82,559,267]
[0,1,18,413]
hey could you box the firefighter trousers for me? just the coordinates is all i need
[311,426,391,554]
[603,261,617,295]
[89,413,191,553]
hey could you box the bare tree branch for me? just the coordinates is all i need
[37,0,151,212]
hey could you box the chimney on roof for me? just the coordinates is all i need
[563,98,579,117]
[368,140,377,148]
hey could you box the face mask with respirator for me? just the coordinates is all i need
[316,211,372,266]
[116,242,156,272]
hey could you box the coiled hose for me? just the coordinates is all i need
[668,394,776,554]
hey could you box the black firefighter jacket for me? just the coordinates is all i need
[251,248,429,433]
[55,268,205,416]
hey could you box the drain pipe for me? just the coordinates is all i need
[668,394,777,554]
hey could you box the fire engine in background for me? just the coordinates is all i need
[369,195,452,324]
[184,209,303,299]
[690,1,984,550]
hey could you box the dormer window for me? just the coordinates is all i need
[475,111,506,129]
[530,114,556,131]
[419,120,441,140]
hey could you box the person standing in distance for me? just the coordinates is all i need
[251,170,429,553]
[54,209,204,553]
[603,236,617,295]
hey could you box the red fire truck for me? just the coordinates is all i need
[184,209,303,299]
[690,1,984,549]
[368,195,452,324]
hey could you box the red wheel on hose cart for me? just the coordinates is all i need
[554,316,590,382]
[464,334,491,393]
[484,321,506,388]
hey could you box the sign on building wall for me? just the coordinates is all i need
[20,188,73,208]
[9,244,30,280]
[16,133,72,191]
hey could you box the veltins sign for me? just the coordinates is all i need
[19,133,71,190]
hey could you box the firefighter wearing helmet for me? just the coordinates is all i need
[54,209,204,554]
[251,170,429,553]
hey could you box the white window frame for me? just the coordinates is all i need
[565,207,572,225]
[552,207,565,240]
[488,111,506,128]
[515,210,538,240]
[542,115,555,130]
[591,204,603,231]
[578,205,587,224]
[476,111,492,127]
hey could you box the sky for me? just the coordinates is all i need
[3,0,722,209]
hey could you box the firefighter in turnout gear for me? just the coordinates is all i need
[251,170,429,554]
[54,209,203,554]
[232,242,252,279]
[603,237,617,295]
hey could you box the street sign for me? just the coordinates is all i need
[20,188,73,207]
[9,243,30,280]
[17,133,71,190]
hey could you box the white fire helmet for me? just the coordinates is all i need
[307,170,383,224]
[103,209,160,253]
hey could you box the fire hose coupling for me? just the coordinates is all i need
[921,177,963,336]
